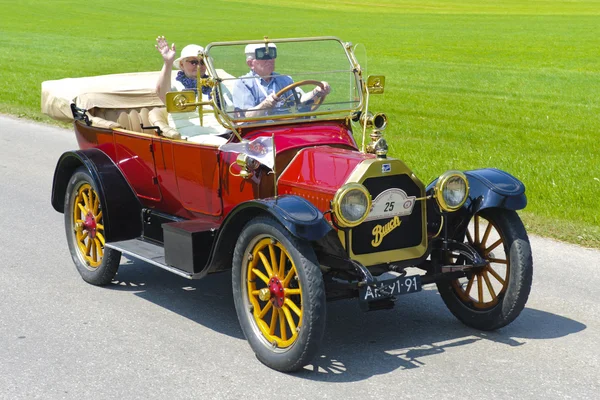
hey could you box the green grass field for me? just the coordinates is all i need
[1,0,599,247]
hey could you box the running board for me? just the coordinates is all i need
[106,239,194,280]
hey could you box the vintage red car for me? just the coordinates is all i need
[45,36,532,372]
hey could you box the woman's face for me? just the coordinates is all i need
[180,57,206,78]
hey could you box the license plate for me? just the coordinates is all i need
[359,275,422,301]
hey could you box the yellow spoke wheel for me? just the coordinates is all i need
[73,183,105,269]
[436,208,533,331]
[247,238,303,349]
[232,216,326,372]
[65,168,121,286]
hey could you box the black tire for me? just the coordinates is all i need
[64,167,121,285]
[436,208,533,330]
[232,216,326,372]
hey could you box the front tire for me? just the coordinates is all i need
[232,216,326,372]
[64,167,121,285]
[437,208,533,330]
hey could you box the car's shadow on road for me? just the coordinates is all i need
[109,258,586,382]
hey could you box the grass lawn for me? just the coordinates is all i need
[1,0,599,247]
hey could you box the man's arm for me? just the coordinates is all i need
[299,81,331,104]
[232,79,279,118]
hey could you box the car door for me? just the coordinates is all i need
[170,141,222,216]
[113,131,162,203]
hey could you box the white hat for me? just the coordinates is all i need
[245,43,277,57]
[174,44,204,70]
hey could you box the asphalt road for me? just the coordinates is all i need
[1,115,599,399]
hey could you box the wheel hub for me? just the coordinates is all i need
[268,277,285,308]
[83,212,97,238]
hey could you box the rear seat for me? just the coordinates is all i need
[88,106,230,145]
[89,107,159,135]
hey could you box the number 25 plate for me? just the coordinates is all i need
[359,275,422,301]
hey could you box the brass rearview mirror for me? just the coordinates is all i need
[366,75,385,94]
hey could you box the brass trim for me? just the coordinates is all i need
[336,158,428,266]
[366,75,385,94]
[433,171,470,212]
[331,183,372,228]
[203,36,364,135]
[432,214,445,239]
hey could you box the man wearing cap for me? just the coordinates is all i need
[233,43,330,117]
[155,36,210,103]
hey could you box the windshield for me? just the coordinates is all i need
[205,37,362,126]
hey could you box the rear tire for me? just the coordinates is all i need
[437,208,533,330]
[64,167,121,285]
[232,216,326,372]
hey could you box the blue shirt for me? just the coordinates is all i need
[232,70,294,113]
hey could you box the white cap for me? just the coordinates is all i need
[244,43,277,57]
[173,44,204,70]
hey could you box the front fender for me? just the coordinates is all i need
[203,195,332,275]
[51,149,142,242]
[427,168,526,214]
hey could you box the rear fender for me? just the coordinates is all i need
[204,195,332,275]
[51,149,142,242]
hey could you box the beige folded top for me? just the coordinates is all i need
[41,70,232,122]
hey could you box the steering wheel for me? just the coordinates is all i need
[275,79,326,112]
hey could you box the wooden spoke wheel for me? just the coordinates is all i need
[437,208,533,330]
[65,167,120,285]
[72,183,105,269]
[232,216,326,372]
[451,213,510,309]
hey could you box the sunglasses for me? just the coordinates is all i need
[186,59,204,66]
[255,47,277,60]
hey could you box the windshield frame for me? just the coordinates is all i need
[204,36,365,129]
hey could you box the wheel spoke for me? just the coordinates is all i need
[91,240,97,262]
[485,238,503,256]
[269,306,278,335]
[481,221,493,248]
[85,237,93,256]
[257,250,274,278]
[488,257,508,265]
[279,309,287,341]
[482,270,497,300]
[285,288,301,296]
[477,274,484,304]
[252,268,270,285]
[278,248,286,277]
[285,298,302,317]
[282,305,297,333]
[465,229,474,246]
[96,223,105,231]
[474,215,480,245]
[486,266,506,285]
[465,274,475,297]
[268,244,278,277]
[259,300,273,319]
[95,238,103,258]
[283,266,296,287]
[96,211,103,221]
[82,191,90,209]
[96,232,105,246]
[77,203,87,214]
[93,193,99,214]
